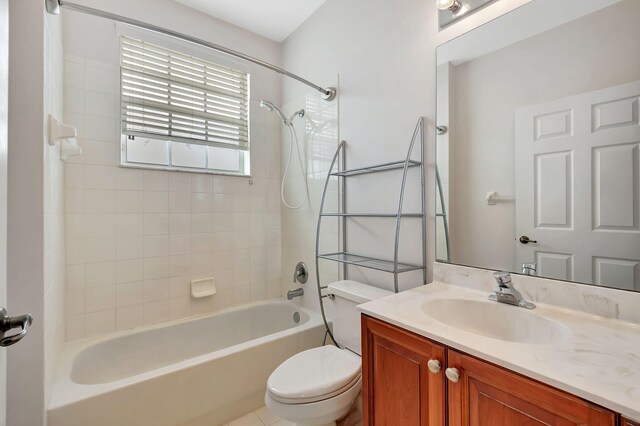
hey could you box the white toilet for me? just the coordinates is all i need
[265,280,393,426]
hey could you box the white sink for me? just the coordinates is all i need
[423,299,571,345]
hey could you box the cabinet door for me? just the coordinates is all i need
[623,419,640,426]
[447,349,616,426]
[362,315,445,426]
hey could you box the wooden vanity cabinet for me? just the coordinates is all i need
[361,315,446,425]
[447,349,616,425]
[362,315,618,426]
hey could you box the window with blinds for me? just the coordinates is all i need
[119,35,251,175]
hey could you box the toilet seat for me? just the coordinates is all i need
[268,372,361,404]
[266,346,361,404]
[265,376,362,426]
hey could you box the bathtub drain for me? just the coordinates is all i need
[293,312,300,324]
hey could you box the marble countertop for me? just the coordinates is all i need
[358,281,640,421]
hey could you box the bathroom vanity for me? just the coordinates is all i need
[361,316,616,425]
[358,264,640,425]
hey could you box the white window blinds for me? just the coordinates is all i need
[120,36,250,151]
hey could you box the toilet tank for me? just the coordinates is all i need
[327,281,393,355]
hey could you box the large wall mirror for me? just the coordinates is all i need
[436,0,640,292]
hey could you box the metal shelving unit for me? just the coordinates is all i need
[330,160,421,177]
[317,252,424,273]
[315,118,427,296]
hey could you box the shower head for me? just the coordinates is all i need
[259,100,288,124]
[259,100,275,112]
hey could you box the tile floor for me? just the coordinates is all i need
[226,401,362,426]
[226,406,290,426]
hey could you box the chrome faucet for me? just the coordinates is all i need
[489,272,535,309]
[521,263,537,276]
[287,288,304,300]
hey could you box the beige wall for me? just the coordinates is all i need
[278,0,538,305]
[447,0,640,271]
[281,0,438,304]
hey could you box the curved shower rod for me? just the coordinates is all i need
[45,0,337,101]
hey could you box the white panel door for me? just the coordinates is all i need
[515,80,640,290]
[0,1,8,424]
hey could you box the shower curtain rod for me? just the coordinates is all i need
[45,0,337,101]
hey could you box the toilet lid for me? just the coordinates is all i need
[267,346,361,402]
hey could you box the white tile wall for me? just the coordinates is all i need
[63,55,283,340]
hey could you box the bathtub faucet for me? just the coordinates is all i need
[287,288,304,300]
[293,262,308,284]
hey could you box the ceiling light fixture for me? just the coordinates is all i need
[436,0,462,12]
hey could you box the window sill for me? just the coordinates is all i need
[118,163,251,178]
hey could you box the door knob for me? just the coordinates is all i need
[519,235,538,245]
[445,367,460,383]
[427,359,441,374]
[0,307,33,347]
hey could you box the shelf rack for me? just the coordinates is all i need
[315,118,427,295]
[330,160,421,177]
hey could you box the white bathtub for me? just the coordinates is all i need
[48,300,326,426]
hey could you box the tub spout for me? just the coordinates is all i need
[287,288,304,300]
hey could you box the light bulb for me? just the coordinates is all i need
[436,0,461,12]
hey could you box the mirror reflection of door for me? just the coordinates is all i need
[515,81,640,289]
[436,0,640,292]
